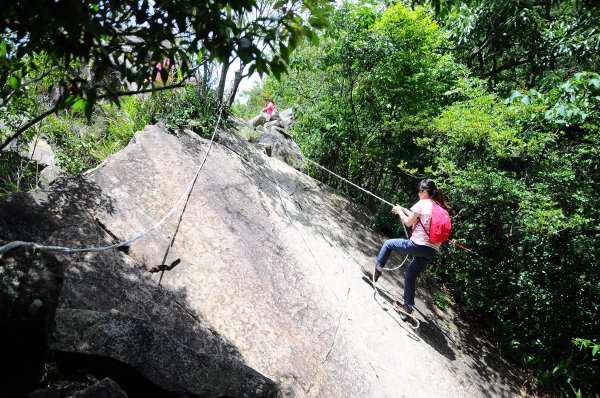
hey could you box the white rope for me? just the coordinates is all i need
[0,103,224,255]
[305,157,410,237]
[264,157,390,398]
[304,157,420,327]
[306,158,395,207]
[367,263,420,330]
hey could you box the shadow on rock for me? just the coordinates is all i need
[412,311,457,361]
[0,177,277,397]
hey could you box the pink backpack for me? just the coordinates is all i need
[418,202,452,244]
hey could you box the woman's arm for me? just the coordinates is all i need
[392,205,420,227]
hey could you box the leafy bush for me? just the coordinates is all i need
[38,96,147,175]
[37,112,97,175]
[0,151,38,196]
[423,75,600,396]
[150,85,223,136]
[433,291,451,311]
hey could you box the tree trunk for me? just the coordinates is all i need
[491,56,497,89]
[226,65,247,107]
[201,58,210,95]
[217,61,230,103]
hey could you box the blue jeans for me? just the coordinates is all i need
[375,239,437,309]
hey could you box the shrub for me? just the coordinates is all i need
[150,85,224,136]
[0,151,38,196]
[423,76,600,396]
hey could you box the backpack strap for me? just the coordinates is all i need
[416,217,429,236]
[414,200,439,237]
[416,199,439,238]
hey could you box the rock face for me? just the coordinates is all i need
[25,137,64,186]
[54,309,275,397]
[0,246,64,395]
[248,113,267,127]
[277,109,294,126]
[0,162,273,395]
[252,127,304,170]
[248,109,304,170]
[0,124,526,397]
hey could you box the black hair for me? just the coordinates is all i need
[418,179,450,209]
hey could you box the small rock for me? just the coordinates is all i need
[29,298,44,314]
[69,377,128,398]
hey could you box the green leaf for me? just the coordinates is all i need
[280,43,289,63]
[9,76,20,91]
[507,90,522,104]
[71,98,87,114]
[307,29,319,46]
[309,15,327,29]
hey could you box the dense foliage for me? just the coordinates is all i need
[0,0,330,150]
[424,74,599,396]
[258,1,599,395]
[414,0,600,95]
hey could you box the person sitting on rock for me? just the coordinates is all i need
[262,98,277,117]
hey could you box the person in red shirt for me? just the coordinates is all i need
[262,99,277,116]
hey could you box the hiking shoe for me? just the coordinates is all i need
[393,301,413,321]
[361,263,382,283]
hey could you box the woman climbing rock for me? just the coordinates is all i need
[362,179,450,321]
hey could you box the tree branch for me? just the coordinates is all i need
[1,66,61,107]
[0,105,59,152]
[0,61,209,153]
[471,34,494,57]
[480,57,532,78]
[107,82,187,98]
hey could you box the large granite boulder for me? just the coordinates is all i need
[80,125,374,397]
[0,124,527,397]
[277,109,294,126]
[247,108,304,169]
[0,173,272,396]
[248,113,267,127]
[252,128,305,170]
